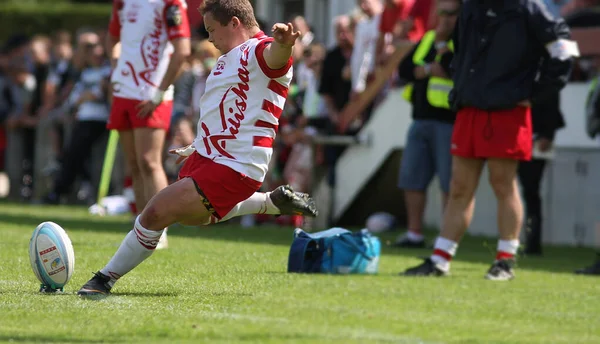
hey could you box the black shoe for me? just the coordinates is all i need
[402,258,448,277]
[270,185,318,217]
[575,254,600,276]
[393,235,426,248]
[77,272,112,299]
[485,259,515,281]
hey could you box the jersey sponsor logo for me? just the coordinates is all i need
[126,2,141,23]
[201,45,252,159]
[138,9,164,87]
[165,5,182,27]
[214,60,226,76]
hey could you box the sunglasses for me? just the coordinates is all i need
[83,43,100,50]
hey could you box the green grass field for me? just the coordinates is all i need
[1,203,599,344]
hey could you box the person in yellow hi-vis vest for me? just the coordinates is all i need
[393,0,460,248]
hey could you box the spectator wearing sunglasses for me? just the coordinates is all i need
[394,0,461,248]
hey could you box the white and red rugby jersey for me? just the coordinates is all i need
[193,32,294,183]
[108,0,191,101]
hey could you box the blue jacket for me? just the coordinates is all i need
[449,0,574,111]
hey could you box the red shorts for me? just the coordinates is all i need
[107,96,173,131]
[451,106,532,161]
[178,152,262,218]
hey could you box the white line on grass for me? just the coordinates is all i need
[197,310,443,343]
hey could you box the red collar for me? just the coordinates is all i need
[253,31,267,39]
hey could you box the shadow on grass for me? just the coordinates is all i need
[0,209,131,235]
[2,203,596,276]
[174,223,599,275]
[0,335,118,343]
[109,292,179,297]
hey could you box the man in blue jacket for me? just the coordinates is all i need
[403,0,579,280]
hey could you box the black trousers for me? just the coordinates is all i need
[53,120,107,195]
[517,158,547,250]
[21,128,37,196]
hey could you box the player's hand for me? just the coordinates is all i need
[21,115,39,128]
[169,144,195,164]
[430,62,448,78]
[5,115,21,130]
[518,100,532,107]
[338,107,358,134]
[136,100,158,118]
[537,137,553,152]
[414,66,428,79]
[272,22,301,47]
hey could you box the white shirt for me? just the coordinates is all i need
[193,32,294,182]
[351,14,381,93]
[70,65,112,122]
[108,0,190,101]
[302,70,327,118]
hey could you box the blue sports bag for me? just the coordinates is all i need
[287,227,381,274]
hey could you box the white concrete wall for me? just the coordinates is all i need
[333,82,600,248]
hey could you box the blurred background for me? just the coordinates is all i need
[0,0,599,249]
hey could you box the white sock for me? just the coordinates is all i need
[100,216,164,287]
[430,237,458,272]
[406,230,424,242]
[215,192,279,223]
[496,239,519,260]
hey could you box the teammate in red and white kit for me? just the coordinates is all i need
[78,0,318,298]
[106,0,192,249]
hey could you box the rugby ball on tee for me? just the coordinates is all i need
[29,221,75,292]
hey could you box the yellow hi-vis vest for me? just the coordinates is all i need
[402,30,454,109]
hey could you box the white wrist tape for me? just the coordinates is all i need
[152,89,165,105]
[546,39,580,61]
[174,144,195,157]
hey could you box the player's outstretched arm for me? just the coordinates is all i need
[157,37,191,96]
[106,34,120,70]
[137,38,191,117]
[263,22,301,70]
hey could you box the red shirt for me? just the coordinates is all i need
[408,0,435,41]
[379,0,431,42]
[379,0,414,34]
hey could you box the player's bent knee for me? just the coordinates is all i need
[139,202,175,230]
[449,176,472,199]
[137,155,162,174]
[128,161,142,176]
[488,169,517,197]
[489,177,516,199]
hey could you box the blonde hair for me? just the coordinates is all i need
[199,0,259,28]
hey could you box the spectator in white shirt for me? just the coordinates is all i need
[351,0,384,97]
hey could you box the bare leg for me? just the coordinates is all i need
[119,130,145,212]
[404,190,426,235]
[488,158,522,241]
[91,178,210,289]
[402,156,485,276]
[429,156,484,271]
[439,156,485,242]
[78,181,317,296]
[488,158,522,264]
[133,128,169,210]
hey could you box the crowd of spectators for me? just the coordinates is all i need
[0,0,598,231]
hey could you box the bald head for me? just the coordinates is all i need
[334,15,354,49]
